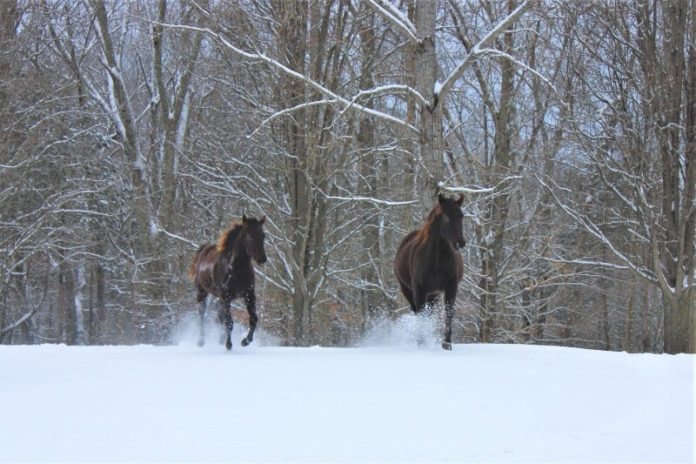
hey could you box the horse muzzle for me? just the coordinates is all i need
[256,255,268,264]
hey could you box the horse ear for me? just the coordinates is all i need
[260,215,266,225]
[456,193,464,205]
[242,214,248,224]
[438,193,446,204]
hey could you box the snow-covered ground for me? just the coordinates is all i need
[1,323,693,463]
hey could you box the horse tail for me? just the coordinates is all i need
[189,244,207,281]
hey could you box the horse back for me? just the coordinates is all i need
[189,244,216,282]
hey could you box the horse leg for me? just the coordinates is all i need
[217,298,233,350]
[412,284,426,314]
[241,290,257,347]
[424,294,438,315]
[224,299,234,350]
[412,285,430,346]
[442,284,458,351]
[196,288,208,347]
[398,282,417,313]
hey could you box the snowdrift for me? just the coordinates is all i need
[0,341,692,462]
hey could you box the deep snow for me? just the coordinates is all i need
[0,325,693,463]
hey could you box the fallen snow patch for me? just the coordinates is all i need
[0,343,692,462]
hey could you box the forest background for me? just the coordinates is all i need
[2,0,695,353]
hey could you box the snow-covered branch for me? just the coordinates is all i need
[156,226,200,249]
[0,307,37,335]
[327,195,416,206]
[476,47,557,93]
[438,0,533,102]
[319,191,417,206]
[545,257,631,272]
[158,22,419,135]
[249,99,338,138]
[338,84,428,119]
[364,0,418,43]
[537,174,659,284]
[440,176,522,194]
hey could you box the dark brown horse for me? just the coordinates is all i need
[189,215,267,350]
[394,194,465,350]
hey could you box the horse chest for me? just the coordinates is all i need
[424,267,451,289]
[416,250,461,289]
[218,262,254,295]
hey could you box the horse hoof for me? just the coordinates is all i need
[442,341,453,351]
[225,340,232,350]
[197,339,205,348]
[241,338,251,347]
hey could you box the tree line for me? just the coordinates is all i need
[1,0,694,353]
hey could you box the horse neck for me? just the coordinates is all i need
[423,220,450,255]
[230,230,250,265]
[215,228,249,269]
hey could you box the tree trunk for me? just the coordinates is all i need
[13,259,37,344]
[92,0,162,342]
[0,0,18,109]
[413,0,443,209]
[664,295,692,354]
[623,282,635,352]
[272,0,312,345]
[358,5,384,329]
[89,238,107,344]
[478,0,517,343]
[58,259,76,344]
[73,263,86,345]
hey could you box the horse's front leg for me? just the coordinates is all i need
[412,285,430,346]
[218,298,234,350]
[412,284,426,314]
[241,290,257,347]
[442,283,458,351]
[196,289,208,347]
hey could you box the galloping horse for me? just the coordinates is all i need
[189,215,267,350]
[394,194,465,350]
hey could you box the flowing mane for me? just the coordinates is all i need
[216,222,243,253]
[414,204,442,247]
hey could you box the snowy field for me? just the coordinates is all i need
[1,322,694,463]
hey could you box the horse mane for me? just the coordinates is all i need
[216,222,243,253]
[414,205,442,247]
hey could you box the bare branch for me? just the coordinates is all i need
[157,22,419,135]
[438,0,534,102]
[364,0,418,43]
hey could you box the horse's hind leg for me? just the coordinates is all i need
[196,288,208,347]
[241,291,257,347]
[398,282,416,313]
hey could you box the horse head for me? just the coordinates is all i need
[242,215,268,264]
[437,193,466,250]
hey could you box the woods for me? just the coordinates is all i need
[1,0,694,353]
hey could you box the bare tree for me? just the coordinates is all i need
[543,0,696,353]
